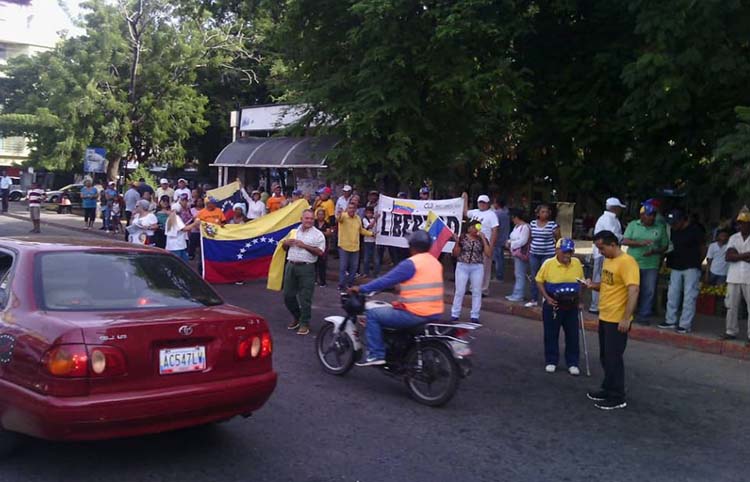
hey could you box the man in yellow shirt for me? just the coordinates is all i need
[584,230,640,411]
[535,238,584,376]
[337,202,373,289]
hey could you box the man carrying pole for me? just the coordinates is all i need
[535,238,585,376]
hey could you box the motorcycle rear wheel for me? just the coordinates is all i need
[404,343,460,407]
[316,323,357,376]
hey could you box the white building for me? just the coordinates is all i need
[0,0,76,170]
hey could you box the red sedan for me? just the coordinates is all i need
[0,237,277,452]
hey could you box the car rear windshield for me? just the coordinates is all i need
[37,251,223,311]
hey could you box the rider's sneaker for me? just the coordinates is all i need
[470,318,481,325]
[356,356,386,367]
[296,325,310,336]
[287,320,300,330]
[450,316,459,322]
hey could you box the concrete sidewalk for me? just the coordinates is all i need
[6,203,749,360]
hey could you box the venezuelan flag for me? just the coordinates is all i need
[392,199,416,215]
[424,210,453,258]
[201,199,309,283]
[206,181,245,219]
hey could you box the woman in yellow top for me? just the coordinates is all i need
[535,238,584,376]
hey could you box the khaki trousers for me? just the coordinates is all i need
[725,283,750,338]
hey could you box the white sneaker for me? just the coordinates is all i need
[545,364,556,373]
[568,366,580,376]
[524,301,538,308]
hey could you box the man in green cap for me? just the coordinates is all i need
[622,202,668,325]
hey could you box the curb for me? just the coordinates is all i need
[2,212,114,238]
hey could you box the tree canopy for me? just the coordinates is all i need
[0,0,256,178]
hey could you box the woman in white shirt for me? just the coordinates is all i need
[506,208,531,302]
[242,189,266,220]
[127,200,158,245]
[165,203,190,261]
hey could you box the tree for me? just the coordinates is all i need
[0,0,256,179]
[271,0,530,189]
[619,0,750,202]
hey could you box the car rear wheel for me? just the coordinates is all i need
[9,192,21,202]
[48,195,59,203]
[0,428,18,458]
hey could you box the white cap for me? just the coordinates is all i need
[477,195,490,203]
[160,178,168,185]
[342,185,352,192]
[605,197,626,208]
[178,178,187,183]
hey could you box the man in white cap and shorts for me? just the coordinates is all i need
[589,197,626,313]
[463,193,499,296]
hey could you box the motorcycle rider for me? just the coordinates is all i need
[350,230,444,366]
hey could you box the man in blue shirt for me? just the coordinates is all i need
[80,178,99,230]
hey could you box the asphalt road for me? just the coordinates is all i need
[0,214,748,482]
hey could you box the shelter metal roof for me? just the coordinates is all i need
[213,136,338,169]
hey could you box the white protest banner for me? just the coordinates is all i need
[375,195,463,252]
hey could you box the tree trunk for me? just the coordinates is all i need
[106,156,121,184]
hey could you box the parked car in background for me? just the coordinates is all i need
[0,237,277,456]
[8,177,23,202]
[45,183,84,204]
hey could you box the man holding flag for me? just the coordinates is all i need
[280,209,326,336]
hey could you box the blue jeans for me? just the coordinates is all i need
[338,248,359,288]
[542,303,579,367]
[493,245,505,281]
[529,253,554,302]
[511,257,529,299]
[666,268,701,329]
[451,262,484,320]
[365,306,432,359]
[636,268,658,321]
[362,242,375,277]
[102,208,111,230]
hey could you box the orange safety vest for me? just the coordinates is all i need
[398,252,444,317]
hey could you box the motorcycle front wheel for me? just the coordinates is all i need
[404,343,460,407]
[316,323,358,376]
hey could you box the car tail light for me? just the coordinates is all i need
[89,346,127,376]
[453,328,469,339]
[236,338,251,359]
[44,344,88,377]
[260,332,272,358]
[237,335,266,360]
[43,344,126,377]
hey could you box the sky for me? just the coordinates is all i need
[0,0,86,48]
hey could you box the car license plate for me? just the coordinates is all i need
[159,346,206,375]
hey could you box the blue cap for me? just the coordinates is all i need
[419,187,430,194]
[556,238,575,252]
[640,203,656,216]
[292,189,303,196]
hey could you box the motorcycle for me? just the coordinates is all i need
[315,292,479,406]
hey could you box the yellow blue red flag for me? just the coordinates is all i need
[205,181,244,219]
[201,199,308,283]
[423,210,453,258]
